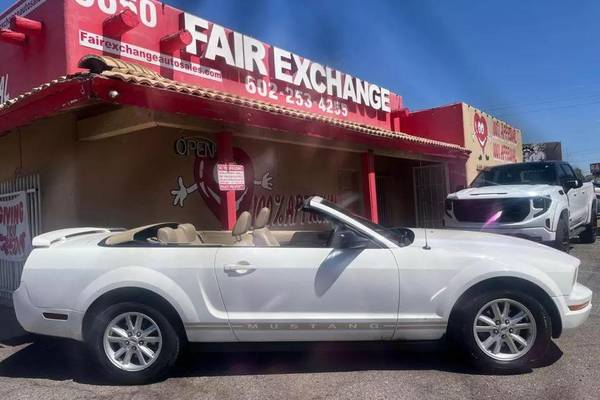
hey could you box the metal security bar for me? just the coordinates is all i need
[0,174,41,305]
[413,164,448,228]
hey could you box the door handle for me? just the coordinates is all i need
[224,261,257,276]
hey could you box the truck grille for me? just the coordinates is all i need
[451,198,531,223]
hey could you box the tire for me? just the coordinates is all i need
[87,302,180,384]
[553,214,570,252]
[579,201,597,244]
[450,289,552,373]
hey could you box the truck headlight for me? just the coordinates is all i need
[532,197,551,217]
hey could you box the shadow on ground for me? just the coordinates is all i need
[0,306,563,386]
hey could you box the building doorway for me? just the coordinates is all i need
[375,155,448,228]
[413,163,448,228]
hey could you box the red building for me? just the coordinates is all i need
[0,0,478,236]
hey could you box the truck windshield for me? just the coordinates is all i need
[471,163,557,187]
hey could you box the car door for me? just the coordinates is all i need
[560,164,586,226]
[213,220,400,342]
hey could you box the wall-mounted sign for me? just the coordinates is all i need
[591,163,600,176]
[0,0,402,129]
[523,142,562,162]
[0,192,32,262]
[463,105,523,183]
[174,136,216,158]
[217,164,245,191]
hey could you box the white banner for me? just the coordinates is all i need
[0,192,32,262]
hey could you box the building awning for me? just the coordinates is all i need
[0,55,469,157]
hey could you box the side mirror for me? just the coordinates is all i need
[564,179,581,190]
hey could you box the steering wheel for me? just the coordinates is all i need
[327,222,345,248]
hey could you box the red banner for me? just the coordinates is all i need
[0,192,32,262]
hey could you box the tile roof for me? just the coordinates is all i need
[0,54,468,154]
[0,73,90,112]
[79,55,468,153]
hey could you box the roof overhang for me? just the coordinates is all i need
[0,75,97,134]
[0,56,470,159]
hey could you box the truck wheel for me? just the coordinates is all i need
[88,302,180,384]
[553,215,570,252]
[452,289,551,373]
[579,202,597,244]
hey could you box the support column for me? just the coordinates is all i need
[361,150,379,223]
[217,132,237,230]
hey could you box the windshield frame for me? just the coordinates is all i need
[311,198,414,247]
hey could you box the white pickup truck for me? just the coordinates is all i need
[445,161,597,252]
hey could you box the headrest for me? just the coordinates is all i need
[255,207,271,229]
[232,211,252,237]
[178,223,200,243]
[158,227,178,244]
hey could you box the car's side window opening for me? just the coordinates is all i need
[100,206,384,249]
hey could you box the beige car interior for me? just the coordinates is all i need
[231,211,254,246]
[252,207,280,246]
[105,208,331,247]
[157,223,204,245]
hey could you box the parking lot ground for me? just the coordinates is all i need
[0,241,599,400]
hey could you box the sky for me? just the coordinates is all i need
[2,0,599,172]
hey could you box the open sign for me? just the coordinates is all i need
[174,136,216,158]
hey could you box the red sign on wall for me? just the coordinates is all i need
[0,192,32,262]
[0,0,403,130]
[217,164,245,191]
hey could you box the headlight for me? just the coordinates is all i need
[532,197,551,217]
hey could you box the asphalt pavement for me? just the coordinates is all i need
[0,241,598,400]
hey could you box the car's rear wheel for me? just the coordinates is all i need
[452,289,551,372]
[579,201,597,244]
[88,302,180,384]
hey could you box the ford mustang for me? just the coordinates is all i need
[13,196,592,383]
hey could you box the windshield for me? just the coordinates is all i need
[318,199,414,247]
[470,163,557,187]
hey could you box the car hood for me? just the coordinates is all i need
[450,184,556,199]
[408,228,579,294]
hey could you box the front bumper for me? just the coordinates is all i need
[13,282,84,341]
[556,282,593,331]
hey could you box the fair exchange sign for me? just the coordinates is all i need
[0,192,32,262]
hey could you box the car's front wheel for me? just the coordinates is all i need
[88,302,180,384]
[553,214,570,252]
[579,201,597,244]
[452,289,551,372]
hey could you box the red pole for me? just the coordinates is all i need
[160,30,193,53]
[0,29,27,45]
[361,150,379,223]
[217,132,237,230]
[103,9,140,37]
[10,16,43,33]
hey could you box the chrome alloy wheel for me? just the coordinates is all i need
[473,298,537,361]
[103,312,163,372]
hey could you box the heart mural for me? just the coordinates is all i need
[193,147,255,218]
[473,113,488,151]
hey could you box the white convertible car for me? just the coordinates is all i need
[14,196,592,383]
